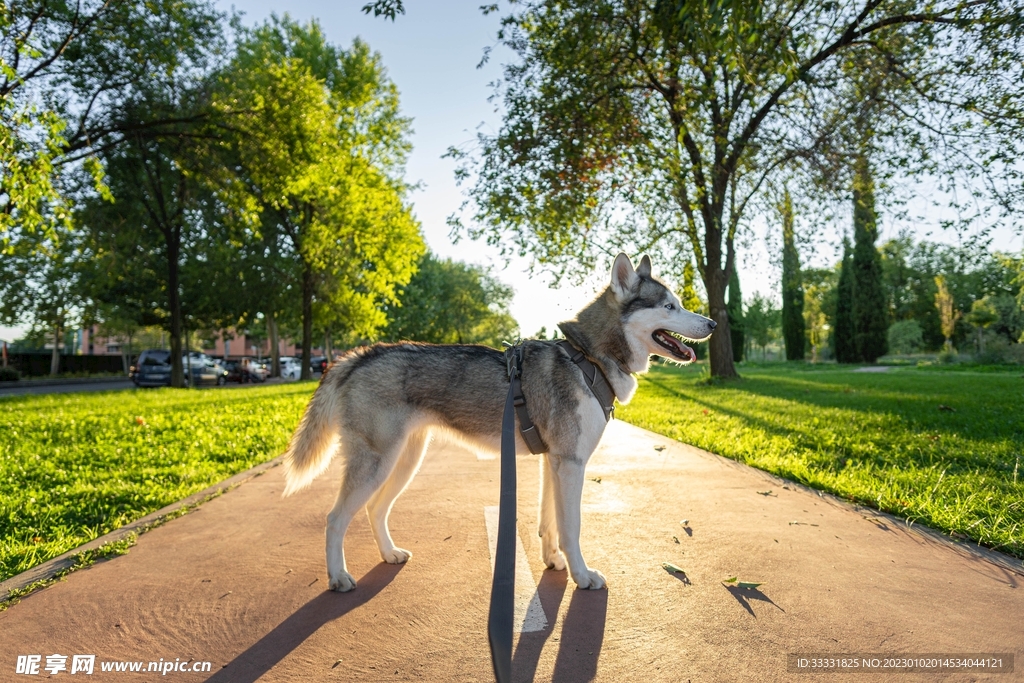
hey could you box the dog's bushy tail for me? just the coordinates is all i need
[282,382,341,497]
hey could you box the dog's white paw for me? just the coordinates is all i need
[573,568,607,590]
[329,571,357,592]
[542,548,566,571]
[381,547,412,564]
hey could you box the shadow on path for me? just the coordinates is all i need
[724,584,784,618]
[206,563,402,683]
[551,587,608,683]
[512,570,567,683]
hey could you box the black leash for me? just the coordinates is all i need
[488,339,616,682]
[489,344,521,683]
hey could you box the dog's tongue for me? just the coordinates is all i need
[656,330,696,362]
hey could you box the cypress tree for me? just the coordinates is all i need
[780,190,805,360]
[833,238,857,363]
[851,154,888,362]
[726,267,745,362]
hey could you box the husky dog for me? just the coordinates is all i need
[282,253,716,592]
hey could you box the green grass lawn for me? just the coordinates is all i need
[0,384,313,583]
[617,362,1024,559]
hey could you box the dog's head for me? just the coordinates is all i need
[610,253,716,364]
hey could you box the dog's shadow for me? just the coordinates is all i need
[512,570,609,683]
[205,564,403,683]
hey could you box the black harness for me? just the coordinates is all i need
[503,336,616,455]
[488,334,618,683]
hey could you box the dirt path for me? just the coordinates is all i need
[1,421,1020,682]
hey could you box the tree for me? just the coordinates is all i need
[217,17,423,379]
[680,262,706,316]
[802,268,836,362]
[382,254,519,347]
[965,296,999,354]
[851,155,888,362]
[80,94,215,387]
[1,0,223,246]
[887,320,924,355]
[726,267,744,363]
[450,0,1024,379]
[780,190,805,360]
[934,275,961,352]
[745,293,780,361]
[0,224,86,374]
[833,239,857,363]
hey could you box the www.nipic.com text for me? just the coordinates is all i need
[15,654,213,675]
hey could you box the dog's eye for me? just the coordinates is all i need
[665,303,675,310]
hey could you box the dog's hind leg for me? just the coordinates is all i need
[325,439,400,592]
[538,453,566,570]
[366,427,430,565]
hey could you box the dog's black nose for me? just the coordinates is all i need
[708,320,717,329]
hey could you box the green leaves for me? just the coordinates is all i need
[723,576,763,589]
[214,17,424,347]
[381,254,518,347]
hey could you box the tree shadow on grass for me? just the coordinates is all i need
[641,374,807,445]
[205,563,403,683]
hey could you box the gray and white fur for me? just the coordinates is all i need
[282,253,715,592]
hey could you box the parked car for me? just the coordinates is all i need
[186,353,228,386]
[310,356,328,374]
[222,359,266,383]
[134,350,173,387]
[249,359,269,381]
[133,350,226,387]
[279,357,302,380]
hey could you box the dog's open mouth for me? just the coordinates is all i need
[653,330,697,362]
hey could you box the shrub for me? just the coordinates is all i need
[0,367,20,382]
[887,320,924,355]
[974,335,1024,365]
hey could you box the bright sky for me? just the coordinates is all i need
[1,1,1018,344]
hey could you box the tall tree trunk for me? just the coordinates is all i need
[699,195,738,378]
[705,270,738,378]
[50,321,62,376]
[324,329,333,366]
[300,263,313,381]
[268,313,280,378]
[167,229,185,387]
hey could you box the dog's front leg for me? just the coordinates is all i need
[551,456,606,589]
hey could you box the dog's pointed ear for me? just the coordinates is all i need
[636,255,653,278]
[610,253,638,300]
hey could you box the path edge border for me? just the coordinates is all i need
[624,420,1024,579]
[0,454,285,601]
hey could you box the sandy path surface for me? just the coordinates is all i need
[1,421,1020,682]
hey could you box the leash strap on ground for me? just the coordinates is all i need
[488,375,517,683]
